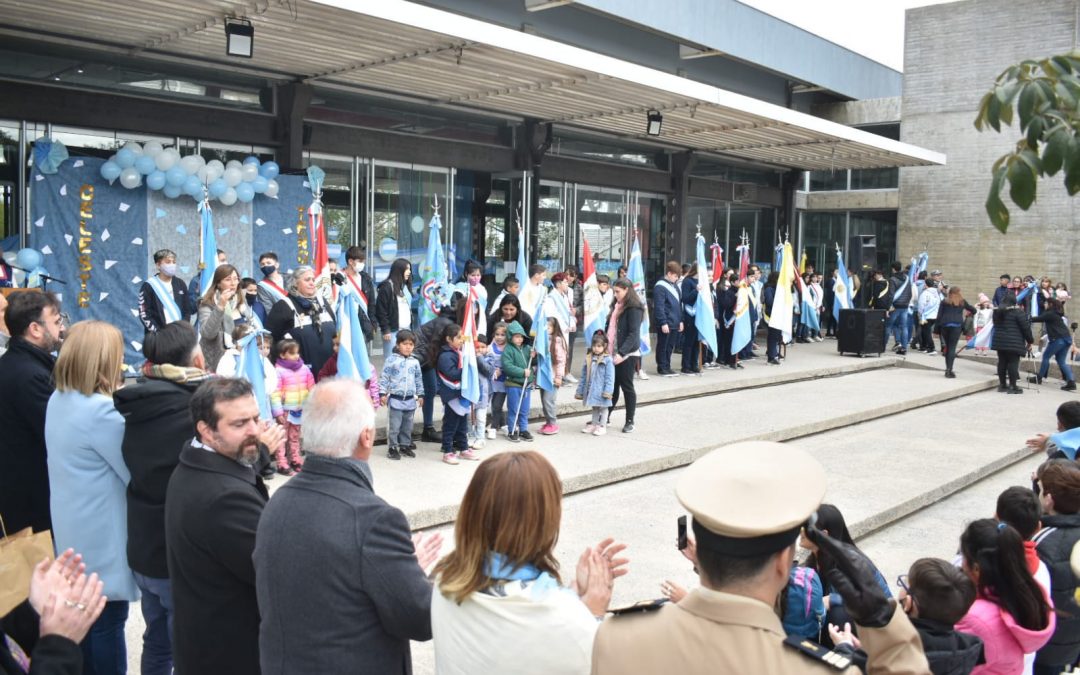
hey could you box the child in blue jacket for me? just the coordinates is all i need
[576,332,616,435]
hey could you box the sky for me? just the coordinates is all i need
[738,0,957,71]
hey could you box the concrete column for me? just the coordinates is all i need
[275,83,314,172]
[670,151,697,262]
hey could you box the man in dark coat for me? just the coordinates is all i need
[255,379,440,675]
[0,291,63,534]
[165,378,283,675]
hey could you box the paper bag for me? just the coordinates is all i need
[0,515,54,616]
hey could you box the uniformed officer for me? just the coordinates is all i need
[591,441,931,674]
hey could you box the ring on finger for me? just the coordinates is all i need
[75,602,87,611]
[64,599,78,609]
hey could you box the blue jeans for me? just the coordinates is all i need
[382,330,398,360]
[887,309,911,348]
[505,386,531,432]
[133,573,173,675]
[421,366,437,428]
[81,600,129,675]
[440,403,469,452]
[1040,337,1075,381]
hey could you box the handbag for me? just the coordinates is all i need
[0,514,55,616]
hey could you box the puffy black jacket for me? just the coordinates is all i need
[615,305,644,358]
[991,306,1033,353]
[113,377,199,578]
[1032,310,1072,341]
[913,618,984,675]
[1035,512,1080,667]
[870,278,892,311]
[374,280,404,334]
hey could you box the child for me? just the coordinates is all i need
[433,323,480,465]
[974,294,994,354]
[274,339,315,475]
[486,322,508,438]
[575,332,615,435]
[318,333,381,407]
[539,317,567,435]
[489,275,520,318]
[468,335,493,449]
[501,321,535,442]
[379,329,423,461]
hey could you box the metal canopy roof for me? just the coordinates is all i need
[0,0,945,171]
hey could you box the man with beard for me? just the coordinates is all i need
[165,378,285,675]
[0,290,64,534]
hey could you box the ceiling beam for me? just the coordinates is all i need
[303,41,475,82]
[525,0,575,11]
[552,100,696,124]
[443,74,597,104]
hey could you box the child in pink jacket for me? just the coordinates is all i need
[274,339,315,475]
[956,519,1055,674]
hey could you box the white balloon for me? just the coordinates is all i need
[196,166,210,184]
[223,166,243,187]
[155,149,178,172]
[142,141,163,158]
[205,160,225,182]
[193,154,207,168]
[240,163,259,183]
[219,187,238,206]
[119,167,142,189]
[225,159,243,172]
[122,141,144,156]
[265,179,279,198]
[179,155,201,175]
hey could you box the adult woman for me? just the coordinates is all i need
[266,266,337,376]
[956,519,1054,674]
[607,278,643,433]
[45,320,138,674]
[1030,297,1078,391]
[991,291,1033,394]
[112,322,216,675]
[936,286,976,379]
[375,257,413,355]
[431,451,626,674]
[489,293,532,340]
[196,264,252,371]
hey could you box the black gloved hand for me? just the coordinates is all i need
[805,526,895,628]
[331,272,346,286]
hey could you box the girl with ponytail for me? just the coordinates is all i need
[956,518,1055,673]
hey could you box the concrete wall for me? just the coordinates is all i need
[797,190,899,211]
[812,98,901,126]
[900,0,1080,296]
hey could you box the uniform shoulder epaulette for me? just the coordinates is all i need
[782,635,852,670]
[607,598,669,617]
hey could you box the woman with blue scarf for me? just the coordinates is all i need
[431,451,628,674]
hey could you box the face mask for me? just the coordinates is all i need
[160,263,178,277]
[260,265,277,277]
[353,262,365,274]
[468,276,479,286]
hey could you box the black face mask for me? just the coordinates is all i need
[260,265,277,277]
[245,293,257,306]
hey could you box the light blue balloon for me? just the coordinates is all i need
[100,160,122,182]
[243,155,260,166]
[163,184,183,199]
[146,170,166,191]
[208,178,228,198]
[115,147,136,169]
[166,166,187,187]
[16,248,43,270]
[183,175,204,198]
[236,182,255,203]
[135,155,157,176]
[259,161,279,180]
[251,175,269,194]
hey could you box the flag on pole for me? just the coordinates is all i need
[966,321,994,350]
[419,212,448,325]
[197,199,218,299]
[768,241,795,342]
[627,233,651,355]
[773,243,783,277]
[832,245,854,323]
[448,242,460,282]
[799,250,808,276]
[582,237,608,340]
[693,233,718,355]
[729,283,753,355]
[459,286,482,405]
[531,291,555,392]
[334,289,374,383]
[516,221,528,282]
[306,166,331,301]
[795,270,820,332]
[710,240,724,285]
[236,330,271,420]
[737,240,750,281]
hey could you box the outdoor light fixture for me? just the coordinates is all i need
[225,18,254,58]
[646,110,663,136]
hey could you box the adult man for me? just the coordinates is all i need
[139,249,194,333]
[653,261,683,376]
[0,291,63,533]
[518,263,548,318]
[343,245,376,342]
[256,251,288,317]
[187,248,227,305]
[993,274,1012,307]
[887,262,913,355]
[165,378,284,675]
[255,379,441,674]
[592,441,930,674]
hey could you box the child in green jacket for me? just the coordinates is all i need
[501,321,535,442]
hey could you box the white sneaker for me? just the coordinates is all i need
[592,425,607,436]
[472,439,486,450]
[564,373,578,383]
[486,428,497,440]
[637,370,650,380]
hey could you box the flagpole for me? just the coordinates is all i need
[511,349,537,429]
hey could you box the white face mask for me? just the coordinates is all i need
[353,262,365,274]
[160,263,178,277]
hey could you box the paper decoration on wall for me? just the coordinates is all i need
[119,203,130,213]
[104,260,117,269]
[101,229,110,242]
[99,292,109,302]
[59,185,67,196]
[131,237,143,245]
[64,234,73,246]
[131,276,142,284]
[176,224,187,235]
[34,217,44,227]
[32,137,69,174]
[41,246,52,255]
[155,208,166,219]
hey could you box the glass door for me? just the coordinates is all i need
[368,161,450,283]
[304,152,358,267]
[575,185,627,279]
[630,190,667,292]
[537,180,568,274]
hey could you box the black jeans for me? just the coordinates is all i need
[767,327,782,361]
[656,328,677,373]
[996,350,1021,387]
[610,356,637,424]
[940,324,962,372]
[920,318,936,351]
[681,324,700,372]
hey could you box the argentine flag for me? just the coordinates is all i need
[581,237,608,340]
[418,213,448,325]
[966,321,993,350]
[628,234,651,355]
[729,283,753,355]
[334,290,373,383]
[516,223,528,281]
[832,247,853,323]
[796,272,820,332]
[236,330,271,420]
[531,292,556,393]
[693,233,718,355]
[197,200,218,299]
[459,286,482,405]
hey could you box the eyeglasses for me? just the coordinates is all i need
[896,574,910,594]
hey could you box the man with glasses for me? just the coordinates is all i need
[0,290,64,533]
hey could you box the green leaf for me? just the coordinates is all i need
[1053,55,1075,74]
[1067,137,1080,195]
[1035,79,1056,106]
[1026,116,1044,147]
[987,94,1003,131]
[1055,81,1077,111]
[1043,129,1069,175]
[1000,99,1014,126]
[986,166,1010,233]
[1007,156,1037,209]
[1018,82,1038,129]
[974,92,992,130]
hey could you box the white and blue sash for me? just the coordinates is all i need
[148,275,183,324]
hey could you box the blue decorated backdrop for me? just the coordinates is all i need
[31,156,313,362]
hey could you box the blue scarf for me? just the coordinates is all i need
[484,552,559,595]
[1050,428,1080,460]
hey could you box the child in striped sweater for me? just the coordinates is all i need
[274,338,315,475]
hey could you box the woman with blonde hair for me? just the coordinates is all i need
[45,320,138,674]
[197,263,253,371]
[431,451,628,674]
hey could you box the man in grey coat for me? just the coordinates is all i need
[254,379,442,675]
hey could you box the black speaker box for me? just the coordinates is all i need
[848,235,877,273]
[837,309,886,356]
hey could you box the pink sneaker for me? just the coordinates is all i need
[582,423,596,434]
[540,423,560,435]
[459,449,481,461]
[442,452,460,465]
[592,425,607,436]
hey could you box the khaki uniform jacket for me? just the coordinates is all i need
[592,588,930,675]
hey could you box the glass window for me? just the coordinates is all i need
[485,180,509,278]
[371,164,449,283]
[0,121,20,241]
[801,212,847,274]
[451,170,475,282]
[537,182,567,274]
[634,193,667,291]
[304,154,356,263]
[688,197,729,266]
[850,167,899,190]
[849,210,898,271]
[808,170,848,192]
[576,186,626,278]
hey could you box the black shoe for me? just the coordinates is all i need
[945,370,956,378]
[260,465,276,479]
[507,431,520,443]
[897,349,907,355]
[997,385,1008,392]
[622,422,635,433]
[767,358,781,365]
[400,445,416,458]
[735,363,744,369]
[1064,381,1077,392]
[408,443,418,451]
[1007,386,1024,394]
[519,430,534,442]
[261,471,275,481]
[421,427,440,443]
[387,446,401,460]
[1028,375,1043,384]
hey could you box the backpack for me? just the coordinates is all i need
[780,566,825,639]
